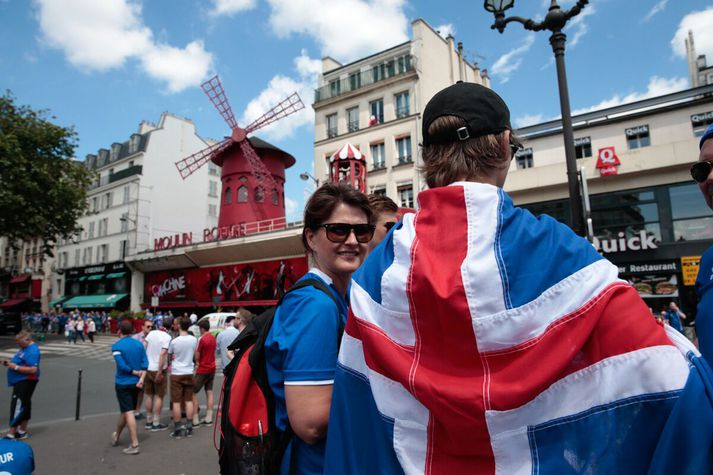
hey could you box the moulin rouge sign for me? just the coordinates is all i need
[153,224,263,251]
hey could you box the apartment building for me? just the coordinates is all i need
[313,18,490,207]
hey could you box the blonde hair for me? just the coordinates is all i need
[15,330,31,341]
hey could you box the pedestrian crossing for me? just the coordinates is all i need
[0,335,117,362]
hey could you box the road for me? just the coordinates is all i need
[0,334,225,474]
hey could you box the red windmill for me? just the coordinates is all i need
[175,75,304,229]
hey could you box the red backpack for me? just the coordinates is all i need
[217,278,341,474]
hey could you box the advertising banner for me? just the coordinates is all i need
[144,256,308,306]
[681,256,701,286]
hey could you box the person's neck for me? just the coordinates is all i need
[179,330,188,336]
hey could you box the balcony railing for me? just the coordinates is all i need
[315,55,416,104]
[89,165,143,190]
[396,106,410,119]
[397,155,413,165]
[348,121,359,133]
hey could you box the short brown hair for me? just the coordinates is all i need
[368,194,398,217]
[119,320,133,336]
[421,115,515,189]
[15,330,31,341]
[179,317,191,331]
[198,319,210,332]
[301,182,372,252]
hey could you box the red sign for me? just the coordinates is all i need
[596,147,621,176]
[154,232,193,251]
[143,257,308,307]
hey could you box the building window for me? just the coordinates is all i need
[209,181,218,197]
[99,218,108,237]
[398,184,414,208]
[102,192,112,209]
[83,247,93,265]
[396,136,412,164]
[92,197,99,212]
[98,244,109,263]
[224,187,232,204]
[670,183,713,241]
[372,63,385,82]
[208,164,219,176]
[396,55,412,74]
[74,249,80,267]
[395,91,410,118]
[347,107,359,132]
[88,221,95,239]
[329,79,341,98]
[370,142,385,169]
[208,204,217,217]
[369,99,384,124]
[692,111,713,137]
[349,72,361,91]
[123,186,130,204]
[574,136,592,159]
[327,113,338,138]
[271,189,279,206]
[237,186,248,202]
[372,186,386,197]
[515,148,534,169]
[590,189,660,245]
[625,124,650,149]
[120,213,128,232]
[119,240,128,259]
[255,186,265,203]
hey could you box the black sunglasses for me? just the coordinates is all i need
[384,221,397,231]
[318,223,375,243]
[691,160,713,183]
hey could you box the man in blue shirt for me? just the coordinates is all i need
[0,438,34,473]
[694,123,713,361]
[2,330,40,440]
[111,320,147,455]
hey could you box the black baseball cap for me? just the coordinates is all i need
[422,82,511,146]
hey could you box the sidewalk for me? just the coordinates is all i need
[23,411,220,474]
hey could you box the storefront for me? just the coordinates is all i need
[59,261,131,311]
[0,274,42,313]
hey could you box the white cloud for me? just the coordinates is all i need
[514,114,546,128]
[490,35,535,84]
[435,23,455,39]
[241,50,320,140]
[642,0,668,23]
[566,5,595,48]
[266,0,409,63]
[34,0,213,93]
[210,0,256,16]
[671,7,713,62]
[285,197,298,218]
[572,76,688,115]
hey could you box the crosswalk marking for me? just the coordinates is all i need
[0,336,117,362]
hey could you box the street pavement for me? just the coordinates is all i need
[0,333,225,474]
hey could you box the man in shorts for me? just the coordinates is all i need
[143,321,171,431]
[111,320,147,455]
[192,319,216,426]
[168,317,197,439]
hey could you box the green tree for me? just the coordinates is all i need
[0,92,94,257]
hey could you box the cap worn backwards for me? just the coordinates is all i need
[422,82,511,146]
[700,123,713,150]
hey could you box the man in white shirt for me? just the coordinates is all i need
[189,313,198,325]
[168,318,198,439]
[143,324,172,431]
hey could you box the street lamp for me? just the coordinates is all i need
[484,0,588,236]
[299,172,319,186]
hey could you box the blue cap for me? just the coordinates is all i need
[700,123,713,150]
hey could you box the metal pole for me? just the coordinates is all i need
[550,31,585,236]
[75,369,82,421]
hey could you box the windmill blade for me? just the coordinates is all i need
[245,93,305,134]
[201,75,239,130]
[175,138,232,180]
[240,139,280,191]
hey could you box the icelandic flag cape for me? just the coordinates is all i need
[324,182,713,474]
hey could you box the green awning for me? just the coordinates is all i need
[62,293,128,309]
[106,272,127,279]
[86,274,104,281]
[49,296,69,307]
[78,276,88,281]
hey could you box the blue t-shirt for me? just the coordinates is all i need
[111,336,148,386]
[7,343,40,387]
[696,246,713,362]
[264,272,348,475]
[0,439,34,474]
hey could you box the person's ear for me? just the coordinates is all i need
[502,129,512,161]
[305,228,316,252]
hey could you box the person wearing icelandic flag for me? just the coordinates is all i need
[324,82,713,474]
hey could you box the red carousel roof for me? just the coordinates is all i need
[329,143,365,163]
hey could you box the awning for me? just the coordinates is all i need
[78,276,88,281]
[10,275,30,284]
[0,298,29,309]
[106,272,127,279]
[49,296,69,307]
[62,293,128,309]
[86,274,104,281]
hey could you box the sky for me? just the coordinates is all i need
[1,0,713,223]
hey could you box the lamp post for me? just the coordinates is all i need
[484,0,588,236]
[299,172,319,187]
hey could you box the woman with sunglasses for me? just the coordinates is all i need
[265,182,373,475]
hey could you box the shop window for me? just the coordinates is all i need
[515,148,534,169]
[521,199,571,226]
[255,186,265,203]
[398,184,414,208]
[590,189,660,245]
[574,136,592,159]
[369,99,384,124]
[347,107,359,133]
[670,183,713,241]
[237,186,248,203]
[327,113,338,138]
[625,124,650,149]
[224,187,232,204]
[370,142,385,169]
[691,111,713,138]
